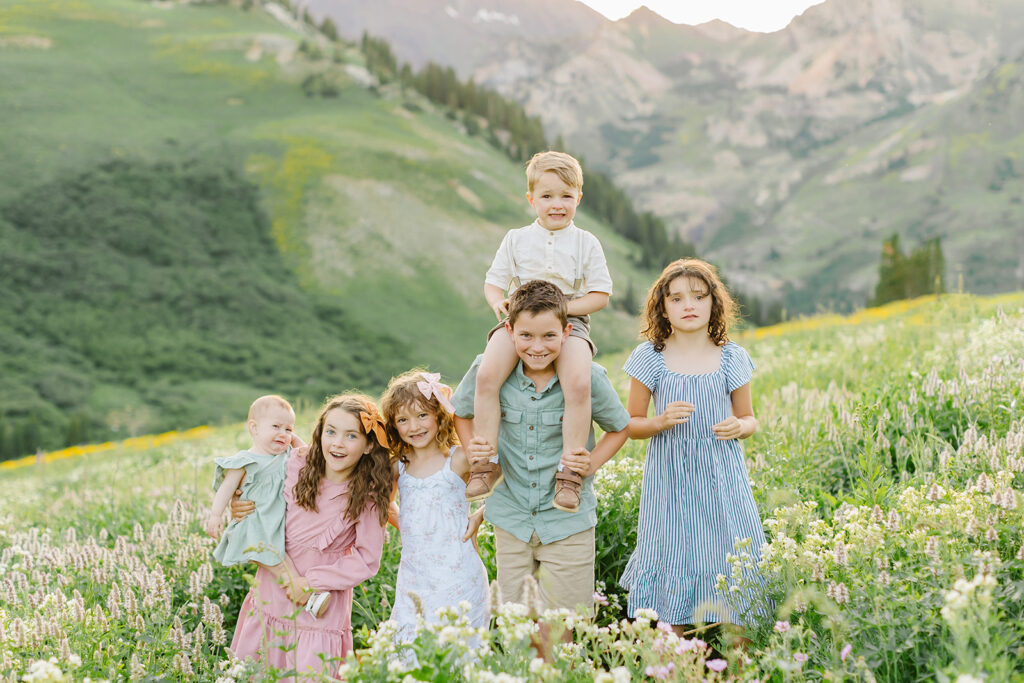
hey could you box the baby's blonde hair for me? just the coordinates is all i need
[525,151,583,193]
[247,394,293,422]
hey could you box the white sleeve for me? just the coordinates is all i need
[484,231,515,291]
[581,232,613,295]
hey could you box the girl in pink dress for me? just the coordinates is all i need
[230,394,394,680]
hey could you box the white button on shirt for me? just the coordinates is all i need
[485,221,614,297]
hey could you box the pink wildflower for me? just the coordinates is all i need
[656,621,673,633]
[593,592,609,606]
[840,644,853,661]
[794,652,809,663]
[706,659,728,672]
[774,620,791,633]
[675,640,695,654]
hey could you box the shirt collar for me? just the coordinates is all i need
[529,220,577,236]
[513,360,560,394]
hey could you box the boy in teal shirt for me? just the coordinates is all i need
[452,280,629,616]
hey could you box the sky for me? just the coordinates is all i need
[577,0,828,33]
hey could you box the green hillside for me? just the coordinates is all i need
[0,0,655,457]
[2,292,1021,680]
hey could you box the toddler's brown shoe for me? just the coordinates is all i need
[466,461,503,501]
[552,469,582,512]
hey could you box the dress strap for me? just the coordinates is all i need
[445,446,459,471]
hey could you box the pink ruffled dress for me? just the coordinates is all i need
[230,446,387,680]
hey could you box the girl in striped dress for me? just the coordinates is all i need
[621,258,765,635]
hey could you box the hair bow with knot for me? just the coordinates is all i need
[359,402,389,448]
[416,372,456,413]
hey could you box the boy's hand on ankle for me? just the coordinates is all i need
[561,448,591,476]
[467,437,495,466]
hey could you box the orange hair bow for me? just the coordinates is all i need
[359,401,389,449]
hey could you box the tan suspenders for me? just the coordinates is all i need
[508,227,585,299]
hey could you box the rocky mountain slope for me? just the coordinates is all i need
[302,0,1024,311]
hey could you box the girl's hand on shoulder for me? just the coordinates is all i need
[712,416,742,440]
[658,401,695,431]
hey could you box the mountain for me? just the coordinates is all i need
[0,0,653,457]
[300,0,1024,311]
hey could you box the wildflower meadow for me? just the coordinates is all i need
[1,293,1022,682]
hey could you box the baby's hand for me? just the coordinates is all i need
[658,401,695,431]
[492,299,510,320]
[467,437,495,466]
[712,416,742,440]
[204,514,223,539]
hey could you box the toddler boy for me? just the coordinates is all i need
[469,151,613,513]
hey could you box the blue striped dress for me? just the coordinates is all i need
[620,341,766,626]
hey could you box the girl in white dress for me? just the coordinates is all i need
[381,370,490,642]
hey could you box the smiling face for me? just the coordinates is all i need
[319,407,372,483]
[527,171,582,232]
[248,405,295,455]
[507,309,570,374]
[392,401,440,453]
[663,276,713,335]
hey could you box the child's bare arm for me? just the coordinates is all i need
[206,468,246,538]
[450,445,471,481]
[387,464,400,532]
[588,427,629,474]
[712,383,758,440]
[625,378,695,440]
[454,416,476,454]
[566,291,609,317]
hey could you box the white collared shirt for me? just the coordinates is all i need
[484,221,613,297]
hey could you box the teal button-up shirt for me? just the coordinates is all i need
[452,355,630,544]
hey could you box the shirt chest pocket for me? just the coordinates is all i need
[499,407,525,451]
[539,410,564,449]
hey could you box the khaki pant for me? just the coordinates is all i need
[494,526,595,616]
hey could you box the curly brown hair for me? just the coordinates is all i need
[380,370,459,464]
[294,394,393,527]
[641,258,738,351]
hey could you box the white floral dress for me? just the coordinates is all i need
[390,449,490,640]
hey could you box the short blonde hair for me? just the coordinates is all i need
[247,395,294,422]
[525,151,583,193]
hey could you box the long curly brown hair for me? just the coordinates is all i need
[294,394,393,527]
[641,258,738,351]
[380,370,459,464]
